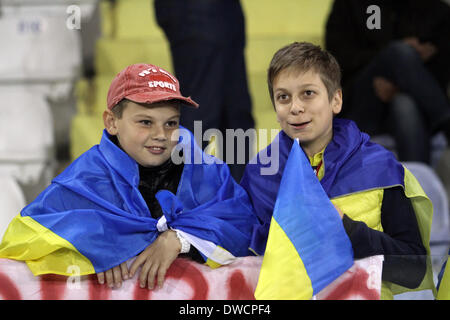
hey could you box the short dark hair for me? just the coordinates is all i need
[267,42,342,104]
[110,98,181,118]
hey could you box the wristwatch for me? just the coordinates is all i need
[175,230,191,253]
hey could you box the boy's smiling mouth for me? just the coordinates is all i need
[145,146,167,154]
[288,120,311,129]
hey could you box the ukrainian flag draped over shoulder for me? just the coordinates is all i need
[241,118,435,298]
[254,139,354,299]
[0,127,259,275]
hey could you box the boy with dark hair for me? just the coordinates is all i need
[0,63,259,290]
[241,42,435,299]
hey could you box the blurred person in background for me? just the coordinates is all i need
[154,0,255,182]
[326,0,450,164]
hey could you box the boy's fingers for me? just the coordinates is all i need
[139,259,153,288]
[156,265,168,289]
[98,265,127,288]
[147,263,160,290]
[120,262,129,280]
[129,255,145,277]
[131,246,155,277]
[105,269,114,288]
[112,266,122,288]
[97,272,105,284]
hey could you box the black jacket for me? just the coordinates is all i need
[343,186,427,288]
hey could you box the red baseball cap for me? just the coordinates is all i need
[106,63,199,110]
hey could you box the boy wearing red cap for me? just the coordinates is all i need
[0,63,259,291]
[100,63,199,289]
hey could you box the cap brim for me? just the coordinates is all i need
[125,92,199,108]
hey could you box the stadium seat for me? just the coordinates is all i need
[0,85,55,200]
[113,0,167,40]
[95,38,172,77]
[0,4,82,80]
[371,133,448,168]
[75,75,115,115]
[0,175,26,239]
[94,0,172,76]
[70,113,104,160]
[242,0,333,39]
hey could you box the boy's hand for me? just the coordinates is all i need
[96,261,129,288]
[403,37,437,61]
[129,230,181,290]
[373,77,398,103]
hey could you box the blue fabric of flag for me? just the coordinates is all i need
[20,127,259,273]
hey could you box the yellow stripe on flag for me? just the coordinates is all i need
[0,214,95,276]
[255,218,313,300]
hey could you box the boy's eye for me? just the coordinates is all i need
[166,120,179,128]
[139,120,151,125]
[304,90,315,97]
[276,93,290,102]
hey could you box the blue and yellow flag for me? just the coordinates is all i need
[0,128,259,275]
[254,139,354,299]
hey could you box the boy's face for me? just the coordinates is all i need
[104,101,180,167]
[273,68,342,155]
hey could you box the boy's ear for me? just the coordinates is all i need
[103,110,118,135]
[331,89,343,115]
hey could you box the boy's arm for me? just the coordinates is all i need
[341,186,427,289]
